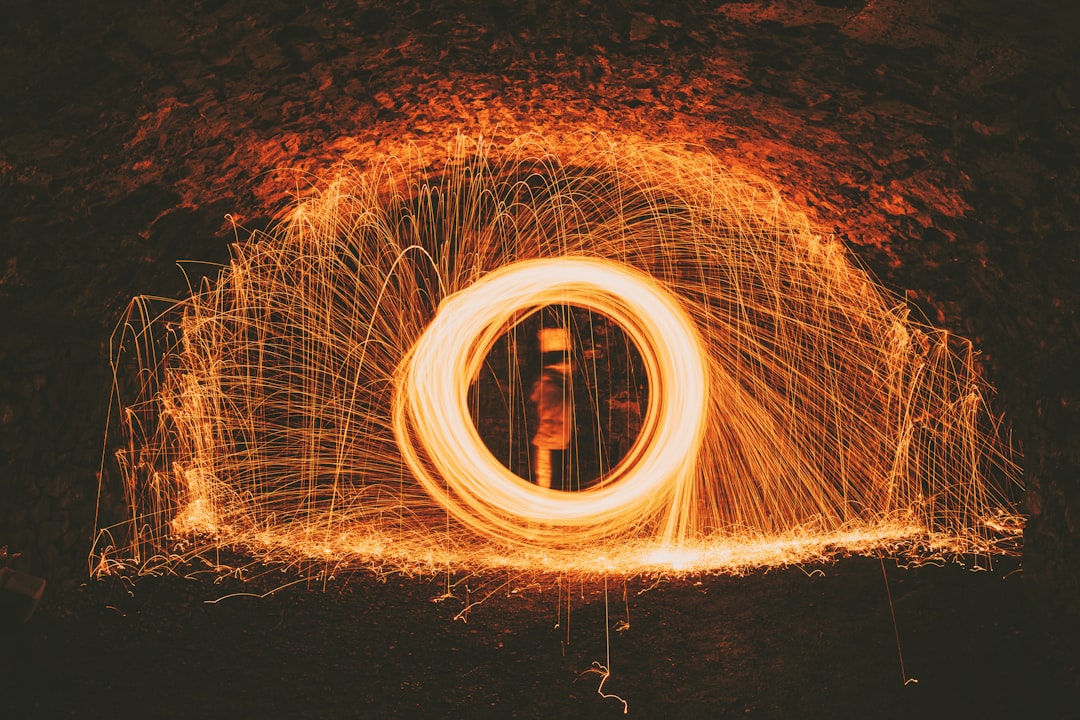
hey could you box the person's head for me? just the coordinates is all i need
[538,327,572,372]
[538,327,571,354]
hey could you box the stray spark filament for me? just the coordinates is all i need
[94,134,1022,577]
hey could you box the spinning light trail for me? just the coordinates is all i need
[397,256,708,547]
[94,134,1022,576]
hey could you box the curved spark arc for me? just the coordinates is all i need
[395,256,710,547]
[94,133,1022,576]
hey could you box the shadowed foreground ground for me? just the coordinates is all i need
[4,555,1077,719]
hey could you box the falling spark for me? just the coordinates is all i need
[93,133,1022,577]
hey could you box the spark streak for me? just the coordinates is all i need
[94,133,1022,576]
[396,257,708,547]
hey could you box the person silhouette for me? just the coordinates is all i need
[530,327,574,490]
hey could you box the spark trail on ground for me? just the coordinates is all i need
[93,134,1022,577]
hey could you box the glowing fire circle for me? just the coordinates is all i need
[394,256,710,546]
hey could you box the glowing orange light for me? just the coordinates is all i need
[94,133,1022,577]
[396,256,709,547]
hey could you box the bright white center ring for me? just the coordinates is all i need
[394,256,710,545]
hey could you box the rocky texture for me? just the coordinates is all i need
[1,0,1078,714]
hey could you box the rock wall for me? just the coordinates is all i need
[1,0,1077,623]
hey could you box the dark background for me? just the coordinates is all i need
[2,0,1077,717]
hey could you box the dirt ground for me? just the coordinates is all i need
[4,555,1077,718]
[2,0,1079,717]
